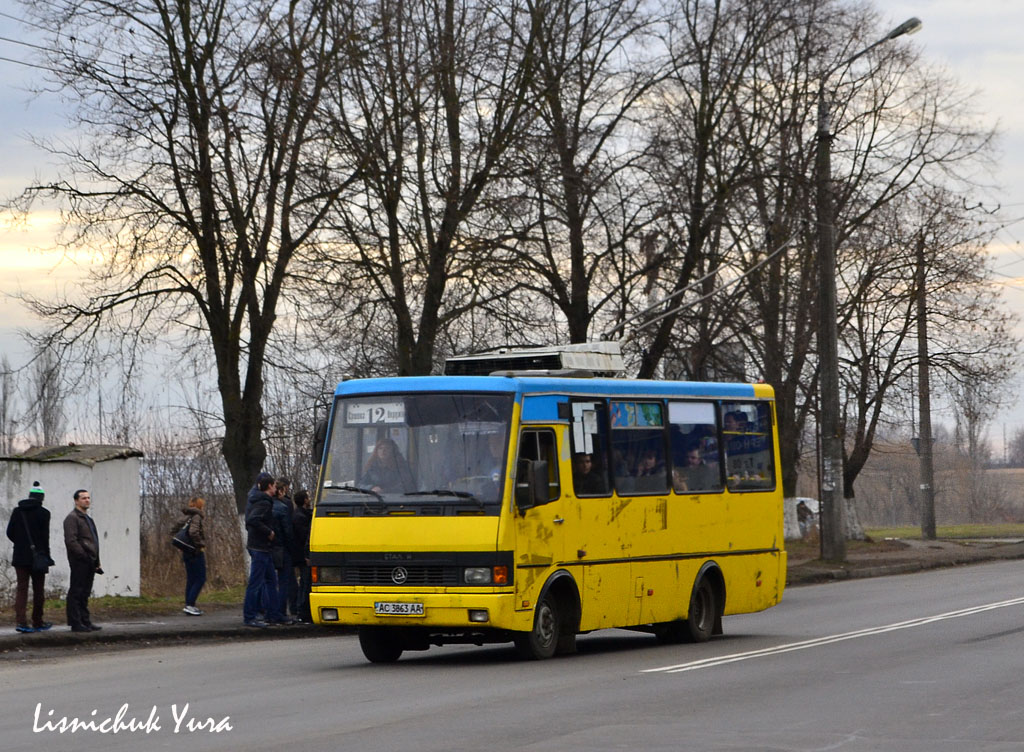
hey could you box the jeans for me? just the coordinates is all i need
[66,558,95,628]
[183,552,206,606]
[14,566,46,627]
[286,565,299,616]
[296,564,312,622]
[274,551,292,620]
[243,550,281,622]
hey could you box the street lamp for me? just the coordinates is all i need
[816,17,922,562]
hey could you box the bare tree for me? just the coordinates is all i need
[633,0,785,378]
[1007,428,1024,467]
[494,0,664,345]
[28,345,65,447]
[840,189,1018,526]
[308,0,541,376]
[0,356,17,454]
[12,0,348,511]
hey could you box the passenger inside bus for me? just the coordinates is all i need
[673,444,719,492]
[724,411,745,432]
[482,432,506,483]
[361,438,416,493]
[572,453,607,495]
[632,448,667,493]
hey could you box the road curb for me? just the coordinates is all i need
[787,545,1024,587]
[0,623,349,653]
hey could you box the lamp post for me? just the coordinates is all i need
[816,17,922,562]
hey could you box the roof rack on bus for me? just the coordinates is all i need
[444,342,625,377]
[489,369,595,379]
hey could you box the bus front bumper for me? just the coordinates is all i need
[310,590,529,631]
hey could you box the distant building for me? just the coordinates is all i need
[1,444,143,598]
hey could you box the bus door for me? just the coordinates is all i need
[566,399,633,629]
[512,427,568,607]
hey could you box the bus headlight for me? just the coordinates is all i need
[463,567,492,584]
[314,566,342,584]
[463,566,509,585]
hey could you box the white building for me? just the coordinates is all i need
[1,444,142,598]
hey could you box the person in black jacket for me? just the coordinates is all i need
[242,472,280,628]
[269,482,296,625]
[64,489,103,632]
[291,489,313,623]
[5,482,54,633]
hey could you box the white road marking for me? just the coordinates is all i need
[642,596,1024,674]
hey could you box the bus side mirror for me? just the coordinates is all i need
[312,418,328,466]
[515,459,549,513]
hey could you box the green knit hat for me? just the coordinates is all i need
[28,481,44,500]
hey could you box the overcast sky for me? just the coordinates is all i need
[2,0,1024,445]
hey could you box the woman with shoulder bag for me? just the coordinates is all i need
[180,496,207,616]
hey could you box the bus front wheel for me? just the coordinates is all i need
[514,594,560,660]
[359,627,404,663]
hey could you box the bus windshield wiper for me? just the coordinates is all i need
[327,485,384,509]
[405,489,486,510]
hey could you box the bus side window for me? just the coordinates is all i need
[519,429,561,501]
[610,401,668,495]
[721,401,775,491]
[668,401,722,493]
[569,400,611,496]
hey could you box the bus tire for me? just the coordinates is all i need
[514,593,560,660]
[684,577,717,643]
[359,627,404,663]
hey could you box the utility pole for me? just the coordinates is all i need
[915,232,937,540]
[815,83,846,562]
[814,16,922,562]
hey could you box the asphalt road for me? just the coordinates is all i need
[2,560,1023,752]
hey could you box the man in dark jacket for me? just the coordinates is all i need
[270,482,296,625]
[291,489,313,623]
[5,482,53,633]
[63,489,103,632]
[242,472,280,627]
[274,477,300,618]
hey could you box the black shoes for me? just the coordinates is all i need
[70,624,102,633]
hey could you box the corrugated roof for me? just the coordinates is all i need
[7,444,144,467]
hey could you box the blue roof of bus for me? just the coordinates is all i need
[334,375,764,400]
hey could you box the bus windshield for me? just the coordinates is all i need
[321,392,514,507]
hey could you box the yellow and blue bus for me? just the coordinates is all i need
[309,374,785,662]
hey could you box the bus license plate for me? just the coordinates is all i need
[374,601,425,617]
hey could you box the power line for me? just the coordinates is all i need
[613,235,798,343]
[0,9,49,35]
[0,34,52,54]
[0,52,65,77]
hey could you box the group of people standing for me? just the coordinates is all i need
[5,483,104,633]
[6,472,315,632]
[172,472,313,623]
[241,472,313,628]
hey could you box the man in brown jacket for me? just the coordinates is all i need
[63,489,103,632]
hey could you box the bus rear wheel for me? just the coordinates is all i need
[684,577,716,643]
[514,594,560,660]
[359,627,404,663]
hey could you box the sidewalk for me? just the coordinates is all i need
[0,606,342,654]
[4,539,1023,652]
[787,537,1024,586]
